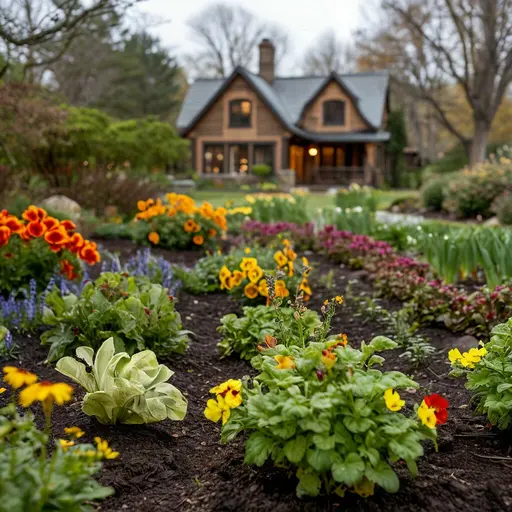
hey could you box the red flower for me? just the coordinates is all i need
[60,259,79,280]
[79,243,101,265]
[60,220,77,232]
[21,206,40,222]
[3,216,24,233]
[26,221,46,238]
[0,226,11,247]
[423,394,449,425]
[68,233,85,253]
[44,227,70,246]
[42,216,60,231]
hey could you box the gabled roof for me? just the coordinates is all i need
[177,67,390,142]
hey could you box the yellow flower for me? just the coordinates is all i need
[137,200,147,212]
[384,388,405,412]
[302,256,309,267]
[322,351,336,370]
[274,355,296,370]
[3,367,38,389]
[323,299,329,306]
[299,280,312,296]
[335,295,344,305]
[274,280,289,298]
[219,266,231,280]
[274,250,288,267]
[244,247,251,254]
[0,387,6,394]
[65,426,85,439]
[148,231,160,244]
[94,437,119,459]
[59,439,75,451]
[204,396,232,424]
[449,346,487,368]
[417,401,437,428]
[244,282,259,299]
[232,270,245,287]
[247,266,263,284]
[282,238,291,247]
[240,258,258,272]
[287,260,294,277]
[184,219,197,233]
[285,247,297,261]
[19,381,73,408]
[258,279,268,297]
[210,379,242,395]
[220,275,234,291]
[448,348,463,364]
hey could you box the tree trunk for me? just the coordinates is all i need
[469,119,491,167]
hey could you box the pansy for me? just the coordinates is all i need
[274,355,296,370]
[384,388,405,412]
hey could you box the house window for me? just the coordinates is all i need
[228,144,249,173]
[229,100,252,128]
[253,144,274,172]
[204,144,225,174]
[323,100,345,126]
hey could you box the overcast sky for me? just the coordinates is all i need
[135,0,366,73]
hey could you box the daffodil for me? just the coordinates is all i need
[384,388,405,412]
[417,401,437,428]
[274,355,296,370]
[94,437,119,459]
[3,366,38,389]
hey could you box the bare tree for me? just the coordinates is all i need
[185,3,289,79]
[368,0,512,166]
[0,0,141,80]
[301,30,355,76]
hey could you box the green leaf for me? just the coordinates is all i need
[365,461,400,493]
[296,472,321,497]
[306,448,333,472]
[312,433,336,450]
[331,453,365,485]
[369,336,397,351]
[244,432,274,466]
[283,435,308,463]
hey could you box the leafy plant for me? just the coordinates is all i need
[420,175,449,211]
[449,319,512,429]
[251,164,271,177]
[41,272,189,362]
[206,297,446,498]
[245,193,310,224]
[56,337,188,425]
[174,252,229,294]
[218,305,321,360]
[335,184,378,211]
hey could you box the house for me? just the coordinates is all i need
[177,39,391,186]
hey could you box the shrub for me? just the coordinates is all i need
[251,164,271,177]
[422,145,468,180]
[245,193,310,224]
[335,184,377,212]
[41,272,189,362]
[174,252,229,294]
[420,175,449,211]
[491,191,512,225]
[0,205,100,295]
[218,305,321,360]
[57,337,187,425]
[0,367,114,510]
[449,318,512,429]
[133,193,227,250]
[205,298,447,498]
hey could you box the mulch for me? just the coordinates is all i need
[1,239,511,512]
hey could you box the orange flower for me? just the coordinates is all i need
[60,260,78,280]
[21,206,40,222]
[18,227,31,241]
[184,219,197,233]
[26,221,46,238]
[209,228,217,237]
[60,220,76,232]
[44,227,70,248]
[3,216,24,233]
[79,243,101,265]
[148,231,160,244]
[0,226,11,247]
[68,233,85,253]
[42,217,60,231]
[193,235,204,245]
[137,200,147,212]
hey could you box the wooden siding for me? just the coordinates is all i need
[256,97,283,135]
[301,81,370,133]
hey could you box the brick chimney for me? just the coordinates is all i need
[258,38,275,84]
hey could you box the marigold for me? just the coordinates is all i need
[384,388,405,412]
[44,227,69,247]
[244,282,259,299]
[184,219,197,233]
[193,235,204,245]
[42,217,60,231]
[94,437,119,459]
[274,250,288,267]
[148,231,160,245]
[19,381,73,408]
[80,243,101,265]
[274,355,296,370]
[3,367,38,389]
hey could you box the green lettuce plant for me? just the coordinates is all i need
[218,305,321,360]
[56,337,188,425]
[0,404,113,511]
[41,272,190,362]
[449,318,512,429]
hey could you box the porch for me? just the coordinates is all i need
[288,141,382,186]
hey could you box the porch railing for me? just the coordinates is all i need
[312,166,369,186]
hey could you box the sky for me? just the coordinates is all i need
[134,0,366,73]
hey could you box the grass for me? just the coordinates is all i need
[191,189,418,217]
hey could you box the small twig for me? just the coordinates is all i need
[472,453,512,462]
[455,433,495,438]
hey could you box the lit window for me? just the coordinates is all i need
[204,144,225,174]
[229,100,252,128]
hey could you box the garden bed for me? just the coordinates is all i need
[2,240,511,511]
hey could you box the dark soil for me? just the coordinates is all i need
[2,242,512,512]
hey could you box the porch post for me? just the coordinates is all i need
[281,137,290,170]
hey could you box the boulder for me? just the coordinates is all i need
[483,216,500,227]
[454,335,480,352]
[40,195,81,220]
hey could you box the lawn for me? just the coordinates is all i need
[191,189,418,216]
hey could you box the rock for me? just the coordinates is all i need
[351,270,369,281]
[40,195,81,220]
[483,216,500,227]
[454,335,480,352]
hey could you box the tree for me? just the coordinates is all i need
[362,0,512,166]
[301,31,355,75]
[0,0,141,79]
[185,2,289,78]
